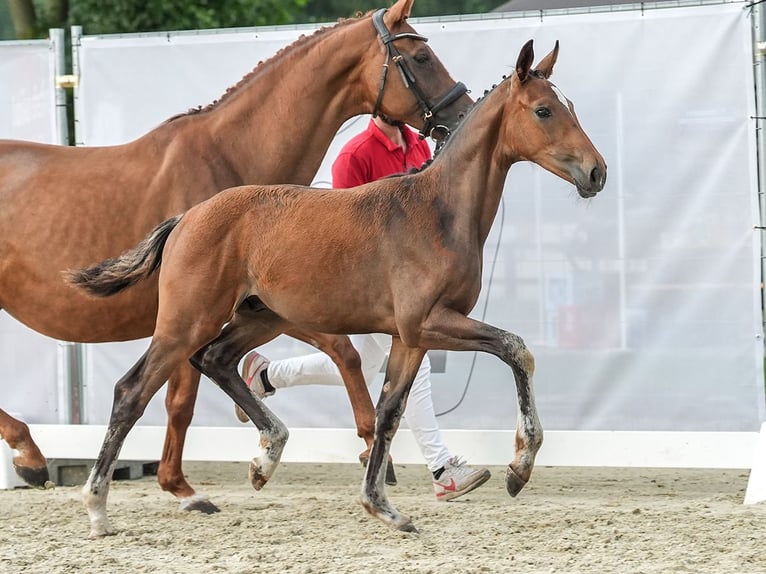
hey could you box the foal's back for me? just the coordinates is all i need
[163,177,445,335]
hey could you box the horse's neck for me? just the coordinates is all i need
[431,85,514,244]
[167,22,371,187]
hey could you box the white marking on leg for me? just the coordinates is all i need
[82,465,115,538]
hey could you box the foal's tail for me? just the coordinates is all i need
[65,214,183,297]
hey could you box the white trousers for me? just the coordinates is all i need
[266,333,451,472]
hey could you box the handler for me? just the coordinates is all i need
[238,115,491,502]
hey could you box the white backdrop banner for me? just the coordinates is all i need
[73,2,765,433]
[0,39,56,142]
[0,38,65,423]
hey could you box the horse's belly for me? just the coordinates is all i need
[0,266,159,343]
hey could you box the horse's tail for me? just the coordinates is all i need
[65,214,183,297]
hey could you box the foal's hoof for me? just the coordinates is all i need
[505,464,528,497]
[358,454,398,486]
[249,460,269,490]
[14,464,54,489]
[397,520,419,533]
[88,528,116,539]
[179,494,220,514]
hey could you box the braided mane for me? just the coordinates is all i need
[165,12,371,123]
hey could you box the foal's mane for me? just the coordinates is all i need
[397,73,511,176]
[165,11,372,123]
[424,70,524,168]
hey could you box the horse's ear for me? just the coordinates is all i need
[534,41,559,79]
[385,0,415,24]
[515,40,535,83]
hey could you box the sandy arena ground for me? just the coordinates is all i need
[0,461,764,573]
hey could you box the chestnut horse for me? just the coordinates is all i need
[69,39,606,536]
[0,0,471,510]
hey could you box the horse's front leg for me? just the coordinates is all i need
[282,327,397,485]
[0,408,52,488]
[158,362,220,513]
[191,309,290,491]
[360,338,424,532]
[419,310,542,496]
[283,329,373,445]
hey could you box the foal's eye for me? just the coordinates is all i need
[535,107,552,118]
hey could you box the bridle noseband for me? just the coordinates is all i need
[371,8,468,141]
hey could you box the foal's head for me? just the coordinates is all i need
[358,0,473,141]
[507,40,607,198]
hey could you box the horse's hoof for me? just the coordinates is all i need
[358,454,398,486]
[179,494,220,514]
[505,464,528,497]
[249,460,269,490]
[88,528,116,539]
[13,464,53,489]
[385,462,398,486]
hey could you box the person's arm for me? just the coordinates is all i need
[332,152,370,188]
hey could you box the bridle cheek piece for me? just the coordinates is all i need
[371,8,468,141]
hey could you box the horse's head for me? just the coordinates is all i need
[507,40,607,198]
[360,0,473,141]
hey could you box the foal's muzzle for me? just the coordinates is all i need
[576,163,607,198]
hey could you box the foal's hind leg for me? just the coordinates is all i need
[360,338,425,532]
[158,363,220,513]
[191,306,290,491]
[83,339,193,537]
[0,408,52,488]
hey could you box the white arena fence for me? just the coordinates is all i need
[2,2,766,498]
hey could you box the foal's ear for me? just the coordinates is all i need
[534,41,560,79]
[515,39,535,83]
[386,0,415,24]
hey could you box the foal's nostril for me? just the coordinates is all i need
[590,166,600,184]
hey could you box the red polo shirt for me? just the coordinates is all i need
[331,119,432,188]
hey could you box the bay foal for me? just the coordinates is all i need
[70,40,606,536]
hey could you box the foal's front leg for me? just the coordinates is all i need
[420,310,542,496]
[360,338,425,532]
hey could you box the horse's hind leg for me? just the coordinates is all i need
[191,306,290,491]
[158,362,220,513]
[0,408,51,488]
[360,338,425,532]
[281,328,397,485]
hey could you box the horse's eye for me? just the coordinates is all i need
[414,50,430,64]
[535,107,552,118]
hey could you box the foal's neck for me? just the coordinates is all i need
[429,82,514,244]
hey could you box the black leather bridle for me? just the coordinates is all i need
[371,9,468,141]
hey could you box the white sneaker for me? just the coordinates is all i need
[234,350,272,423]
[433,456,491,501]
